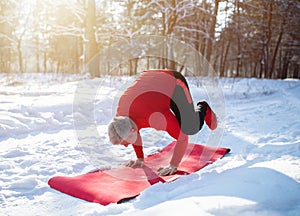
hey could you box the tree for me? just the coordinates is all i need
[84,0,99,77]
[9,1,32,73]
[0,0,298,78]
[206,0,219,64]
[0,0,15,73]
[215,0,299,79]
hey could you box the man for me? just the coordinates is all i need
[108,69,217,176]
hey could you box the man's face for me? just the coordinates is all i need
[118,128,138,147]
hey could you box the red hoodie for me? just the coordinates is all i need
[117,70,189,167]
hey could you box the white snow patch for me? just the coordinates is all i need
[0,73,299,215]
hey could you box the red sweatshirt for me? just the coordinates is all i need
[116,70,189,167]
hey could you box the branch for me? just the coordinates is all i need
[174,26,209,38]
[0,33,16,43]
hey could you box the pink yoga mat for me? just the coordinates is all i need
[48,142,230,205]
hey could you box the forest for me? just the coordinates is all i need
[0,0,299,79]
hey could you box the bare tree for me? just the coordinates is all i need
[0,0,15,73]
[0,0,298,78]
[206,0,219,64]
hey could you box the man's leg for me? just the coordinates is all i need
[197,101,218,130]
[169,72,204,135]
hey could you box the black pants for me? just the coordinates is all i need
[169,71,204,135]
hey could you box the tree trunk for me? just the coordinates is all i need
[85,0,99,77]
[265,2,273,78]
[206,0,219,64]
[17,40,23,73]
[235,0,241,77]
[36,36,40,73]
[271,19,284,78]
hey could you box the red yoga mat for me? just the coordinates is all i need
[48,142,230,205]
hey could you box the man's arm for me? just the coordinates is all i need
[157,132,188,176]
[127,132,144,168]
[170,132,188,167]
[157,110,189,176]
[132,132,144,159]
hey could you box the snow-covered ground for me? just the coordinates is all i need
[0,73,300,216]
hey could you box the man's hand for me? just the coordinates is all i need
[157,164,177,176]
[126,158,144,168]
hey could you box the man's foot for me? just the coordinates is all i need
[197,101,217,130]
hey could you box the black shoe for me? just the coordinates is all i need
[197,101,217,130]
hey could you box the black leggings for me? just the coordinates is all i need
[169,71,204,135]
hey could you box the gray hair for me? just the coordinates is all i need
[108,116,137,144]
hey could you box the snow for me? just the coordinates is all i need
[1,73,300,216]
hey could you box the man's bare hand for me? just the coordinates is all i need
[157,164,177,176]
[126,158,144,168]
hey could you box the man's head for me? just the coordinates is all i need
[108,116,138,146]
